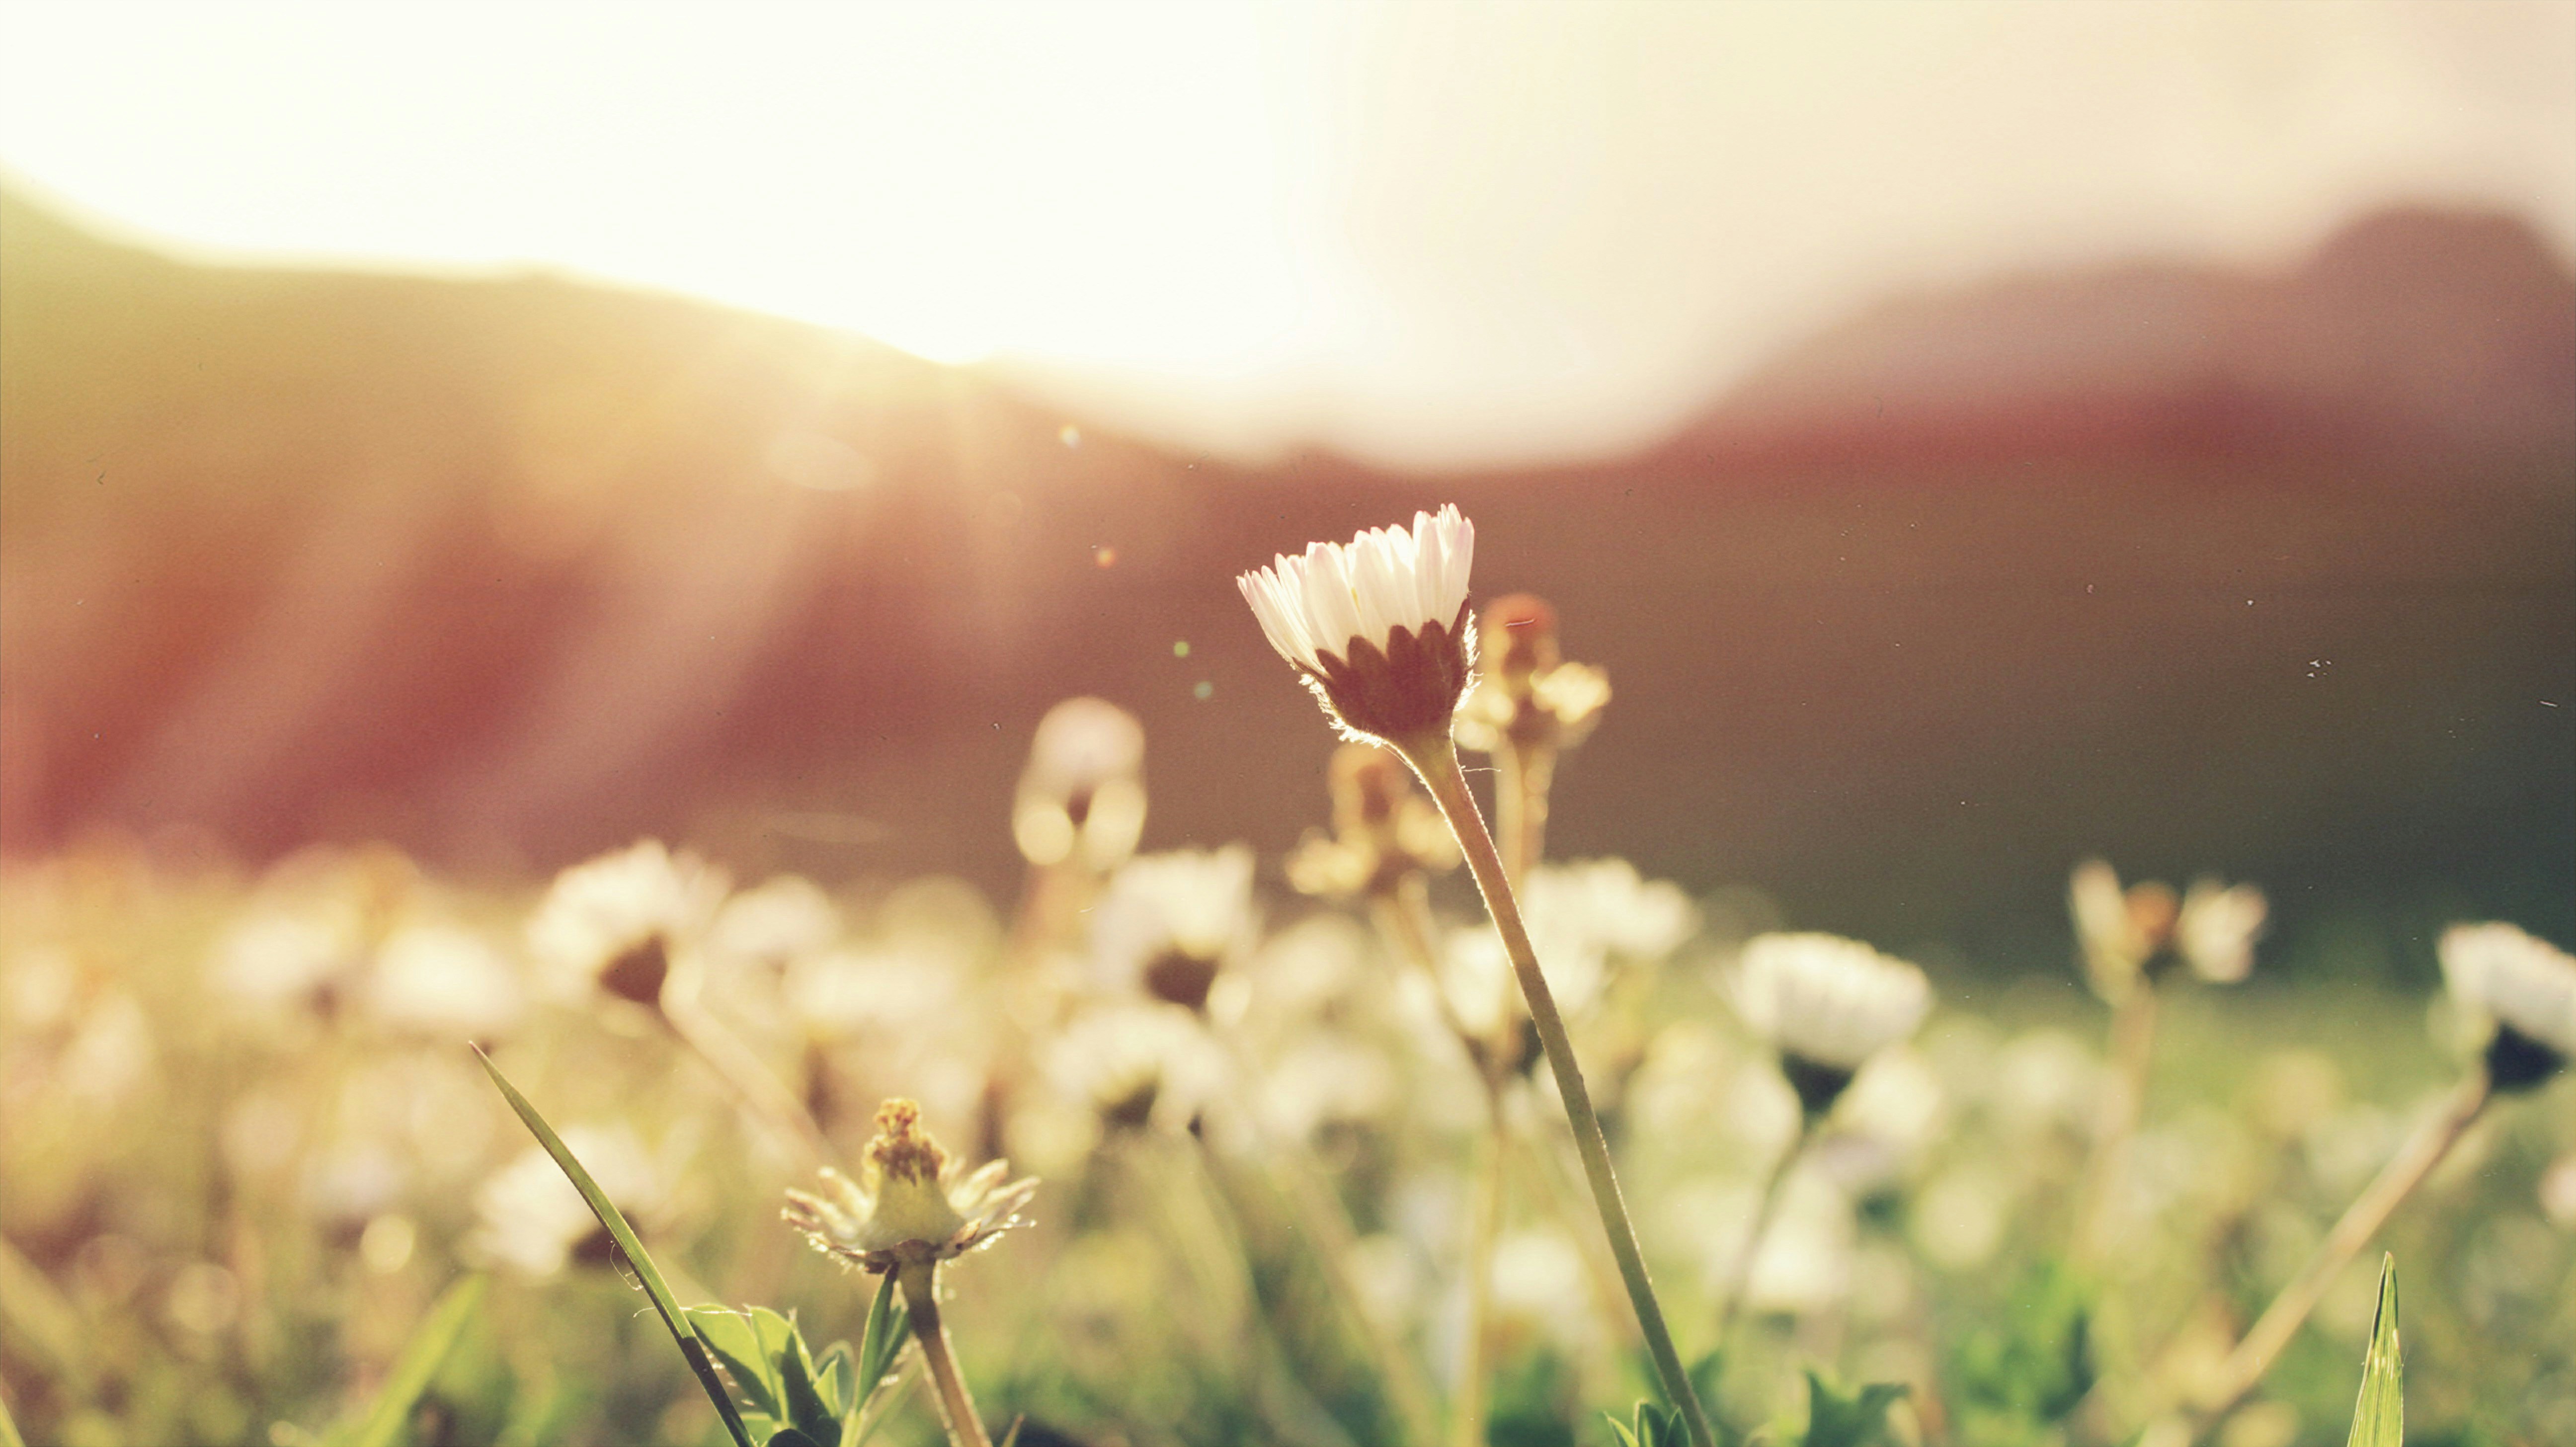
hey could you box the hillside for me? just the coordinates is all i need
[3,191,2569,963]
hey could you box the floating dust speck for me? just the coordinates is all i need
[1059,424,1082,449]
[1095,546,1118,568]
[1193,682,1213,701]
[1173,640,1191,658]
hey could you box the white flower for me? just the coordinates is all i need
[470,1124,661,1277]
[368,922,525,1038]
[2440,922,2576,1086]
[1045,1000,1227,1133]
[2175,878,2266,983]
[1731,933,1932,1111]
[1237,506,1478,745]
[526,840,727,1005]
[1092,846,1259,1011]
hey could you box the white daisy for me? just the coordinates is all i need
[1091,846,1258,1013]
[1237,506,1478,747]
[2440,922,2576,1089]
[525,840,727,1008]
[1730,933,1932,1114]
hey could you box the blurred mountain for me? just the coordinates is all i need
[3,190,2569,968]
[1681,207,2576,464]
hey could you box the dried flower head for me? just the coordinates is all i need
[1013,697,1148,871]
[1731,933,1932,1116]
[1237,506,1477,748]
[1286,743,1457,899]
[2440,922,2576,1091]
[1454,593,1610,757]
[2071,859,2262,999]
[784,1099,1037,1274]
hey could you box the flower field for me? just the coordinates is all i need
[2,513,2569,1447]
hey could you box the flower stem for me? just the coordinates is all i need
[2193,1070,2491,1434]
[660,996,832,1172]
[2071,980,2160,1266]
[897,1260,992,1447]
[1493,740,1556,891]
[1403,734,1717,1447]
[1714,1110,1815,1351]
[1368,882,1505,1447]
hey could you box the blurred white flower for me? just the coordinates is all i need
[1743,1171,1854,1315]
[1731,933,1932,1113]
[368,922,524,1038]
[1256,1029,1397,1141]
[1526,858,1698,968]
[1045,1000,1227,1134]
[2175,878,2266,983]
[470,1123,661,1277]
[211,900,364,1011]
[706,875,843,969]
[2439,921,2576,1087]
[1237,506,1477,747]
[525,840,727,1007]
[1092,845,1258,1013]
[1014,697,1148,871]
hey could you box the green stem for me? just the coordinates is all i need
[897,1260,992,1447]
[2192,1071,2490,1437]
[1715,1111,1815,1350]
[2070,981,2159,1266]
[1402,734,1717,1447]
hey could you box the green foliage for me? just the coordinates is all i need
[1606,1400,1692,1447]
[0,1382,24,1447]
[326,1273,486,1447]
[475,1047,757,1447]
[1948,1259,2094,1443]
[2344,1255,2402,1447]
[1490,1347,1580,1447]
[684,1281,911,1447]
[1799,1373,1907,1447]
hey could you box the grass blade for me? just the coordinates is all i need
[331,1274,487,1447]
[2344,1254,2402,1447]
[474,1046,757,1447]
[0,1380,24,1447]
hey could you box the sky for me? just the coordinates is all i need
[2,0,2571,467]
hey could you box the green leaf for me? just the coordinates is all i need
[1801,1373,1908,1447]
[2344,1254,2402,1447]
[778,1330,838,1444]
[1605,1400,1690,1447]
[814,1344,857,1420]
[329,1273,487,1447]
[853,1271,913,1408]
[687,1307,783,1421]
[764,1431,827,1447]
[474,1046,756,1447]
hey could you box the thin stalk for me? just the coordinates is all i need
[2071,981,2160,1265]
[1209,1043,1447,1447]
[2193,1071,2491,1435]
[897,1260,992,1447]
[1369,882,1506,1447]
[1714,1111,1816,1350]
[660,996,832,1171]
[1493,741,1557,892]
[1402,735,1717,1447]
[1454,1082,1507,1447]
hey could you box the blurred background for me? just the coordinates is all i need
[3,0,2571,973]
